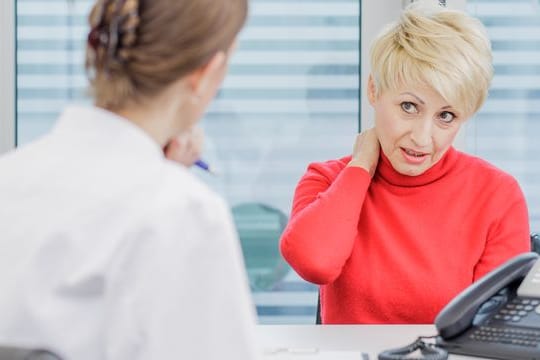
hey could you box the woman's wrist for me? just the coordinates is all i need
[347,159,375,177]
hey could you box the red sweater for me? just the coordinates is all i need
[280,147,530,324]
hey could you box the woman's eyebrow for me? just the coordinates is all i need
[400,92,425,105]
[400,92,455,111]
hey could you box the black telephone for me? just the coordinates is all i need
[435,252,540,360]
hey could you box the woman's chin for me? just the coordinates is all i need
[392,162,429,177]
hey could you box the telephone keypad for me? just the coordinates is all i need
[492,297,539,323]
[470,326,540,347]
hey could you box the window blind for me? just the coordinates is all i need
[467,0,540,233]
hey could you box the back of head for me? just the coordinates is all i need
[370,1,493,117]
[86,0,248,110]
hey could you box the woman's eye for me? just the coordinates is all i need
[439,111,455,123]
[400,102,417,114]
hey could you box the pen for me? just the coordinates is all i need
[195,159,216,175]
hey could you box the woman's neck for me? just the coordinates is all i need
[376,147,459,187]
[112,92,186,147]
[112,84,189,147]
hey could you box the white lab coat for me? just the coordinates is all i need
[0,106,260,360]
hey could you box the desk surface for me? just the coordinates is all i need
[256,325,482,360]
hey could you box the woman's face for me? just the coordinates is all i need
[369,79,467,176]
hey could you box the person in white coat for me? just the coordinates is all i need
[0,0,258,359]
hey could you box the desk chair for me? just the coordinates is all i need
[316,293,322,325]
[315,232,540,324]
[231,202,290,292]
[0,346,61,360]
[531,232,540,254]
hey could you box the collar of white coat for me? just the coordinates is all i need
[52,105,165,162]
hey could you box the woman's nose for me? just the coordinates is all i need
[409,118,432,147]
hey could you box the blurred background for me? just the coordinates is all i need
[0,0,538,324]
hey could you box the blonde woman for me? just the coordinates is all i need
[0,0,258,359]
[280,2,530,324]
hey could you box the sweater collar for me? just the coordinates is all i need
[376,147,458,187]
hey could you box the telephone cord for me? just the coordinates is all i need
[377,335,448,360]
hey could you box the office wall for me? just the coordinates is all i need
[360,0,401,130]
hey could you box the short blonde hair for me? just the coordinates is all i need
[370,1,493,117]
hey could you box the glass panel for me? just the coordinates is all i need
[466,0,540,233]
[16,0,360,324]
[199,0,360,324]
[17,0,93,144]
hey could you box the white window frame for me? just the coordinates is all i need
[0,0,15,154]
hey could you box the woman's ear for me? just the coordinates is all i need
[187,52,227,100]
[367,75,377,106]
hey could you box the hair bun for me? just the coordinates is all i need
[86,0,248,110]
[87,0,140,69]
[116,0,140,62]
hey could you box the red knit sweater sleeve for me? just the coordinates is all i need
[473,175,531,280]
[280,158,371,284]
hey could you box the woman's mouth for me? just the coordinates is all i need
[400,147,429,164]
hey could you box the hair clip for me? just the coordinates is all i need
[87,0,110,51]
[88,26,108,50]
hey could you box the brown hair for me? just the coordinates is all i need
[86,0,248,110]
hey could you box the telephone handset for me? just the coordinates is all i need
[435,252,540,360]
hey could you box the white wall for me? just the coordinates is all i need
[360,0,401,130]
[0,0,15,154]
